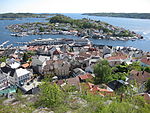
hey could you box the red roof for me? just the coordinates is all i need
[107,55,127,60]
[78,73,93,80]
[53,49,63,55]
[86,82,113,96]
[22,63,30,68]
[106,52,128,60]
[141,58,150,65]
[27,46,39,51]
[88,47,97,51]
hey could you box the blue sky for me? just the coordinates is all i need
[1,0,150,13]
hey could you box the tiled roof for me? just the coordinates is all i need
[86,82,113,96]
[66,77,80,88]
[141,58,150,65]
[88,47,97,51]
[27,46,39,51]
[53,49,63,55]
[78,73,93,80]
[129,70,150,84]
[56,80,65,86]
[79,52,91,58]
[22,63,30,68]
[106,54,127,60]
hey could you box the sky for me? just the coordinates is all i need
[0,0,150,13]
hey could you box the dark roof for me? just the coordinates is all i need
[107,80,124,91]
[1,66,15,77]
[2,49,16,57]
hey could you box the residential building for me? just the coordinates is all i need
[140,57,150,67]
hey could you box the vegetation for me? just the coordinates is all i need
[47,15,135,37]
[144,66,150,73]
[94,60,112,84]
[35,82,64,108]
[0,56,7,62]
[0,18,16,20]
[0,80,150,113]
[145,78,150,91]
[93,60,131,84]
[22,53,28,62]
[0,13,56,19]
[48,14,100,29]
[93,60,149,85]
[39,26,45,32]
[83,13,150,19]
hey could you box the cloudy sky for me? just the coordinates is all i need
[0,0,150,13]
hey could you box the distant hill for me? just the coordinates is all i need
[82,13,150,19]
[0,13,56,19]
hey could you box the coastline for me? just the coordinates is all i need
[82,13,150,20]
[6,15,143,41]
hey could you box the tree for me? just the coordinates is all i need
[145,78,150,91]
[22,53,28,62]
[128,61,141,71]
[93,60,112,84]
[35,82,64,108]
[113,62,129,73]
[144,66,150,73]
[0,57,7,62]
[39,27,44,32]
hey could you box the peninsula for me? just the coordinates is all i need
[83,13,150,19]
[6,14,143,40]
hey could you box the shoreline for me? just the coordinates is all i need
[6,15,143,41]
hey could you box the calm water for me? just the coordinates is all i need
[0,13,150,51]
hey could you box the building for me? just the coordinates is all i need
[128,70,150,86]
[43,60,71,77]
[140,57,150,67]
[0,71,9,90]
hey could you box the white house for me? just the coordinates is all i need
[8,68,32,86]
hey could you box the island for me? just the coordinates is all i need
[0,13,56,20]
[0,18,16,20]
[6,14,143,40]
[83,13,150,19]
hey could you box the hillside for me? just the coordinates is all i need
[83,13,150,19]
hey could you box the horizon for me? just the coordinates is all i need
[1,0,150,14]
[1,12,150,14]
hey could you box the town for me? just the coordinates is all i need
[6,15,143,41]
[0,37,149,112]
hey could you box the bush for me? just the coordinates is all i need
[35,82,64,108]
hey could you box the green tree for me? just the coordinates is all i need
[35,82,64,108]
[144,66,150,73]
[22,53,28,62]
[93,60,112,84]
[128,61,141,71]
[0,56,7,62]
[113,62,129,73]
[39,27,44,32]
[145,78,150,91]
